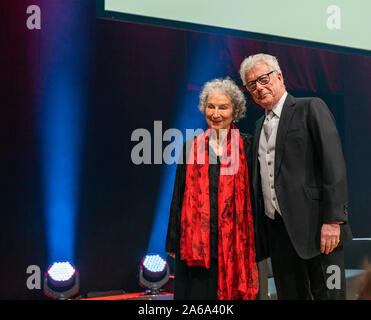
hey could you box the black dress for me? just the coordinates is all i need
[165,133,253,300]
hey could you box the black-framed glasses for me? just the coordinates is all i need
[246,70,277,92]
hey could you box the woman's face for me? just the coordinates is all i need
[205,92,234,132]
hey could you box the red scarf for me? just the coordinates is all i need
[180,125,258,300]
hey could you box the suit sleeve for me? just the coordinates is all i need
[243,132,269,262]
[307,98,349,223]
[242,133,253,177]
[165,142,188,254]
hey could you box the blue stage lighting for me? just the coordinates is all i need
[47,261,76,282]
[148,39,216,255]
[44,261,80,300]
[142,254,167,273]
[38,1,92,265]
[139,254,169,294]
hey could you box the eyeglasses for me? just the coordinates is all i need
[246,70,277,92]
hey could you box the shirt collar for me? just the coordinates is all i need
[266,91,287,119]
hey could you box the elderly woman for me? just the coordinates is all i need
[166,78,258,300]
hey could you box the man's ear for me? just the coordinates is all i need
[277,72,285,85]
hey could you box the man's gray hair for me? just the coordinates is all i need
[239,53,283,86]
[198,77,246,122]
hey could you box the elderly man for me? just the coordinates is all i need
[240,53,352,299]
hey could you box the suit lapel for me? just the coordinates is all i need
[252,115,264,191]
[274,94,296,178]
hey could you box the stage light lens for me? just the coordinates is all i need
[44,261,79,299]
[47,261,76,281]
[139,254,170,294]
[142,254,167,273]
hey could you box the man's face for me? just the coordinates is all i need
[245,62,285,111]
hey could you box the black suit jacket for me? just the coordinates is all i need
[251,93,352,260]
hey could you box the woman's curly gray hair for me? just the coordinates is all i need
[198,77,246,122]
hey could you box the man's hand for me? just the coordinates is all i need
[321,222,341,255]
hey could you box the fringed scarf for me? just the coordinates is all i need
[180,124,259,300]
